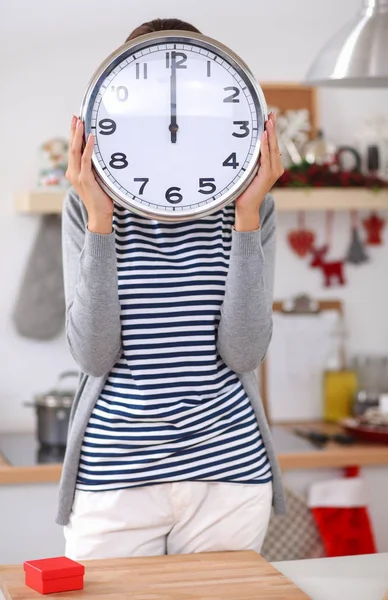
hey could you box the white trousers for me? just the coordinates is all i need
[64,481,272,560]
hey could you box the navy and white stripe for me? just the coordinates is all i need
[76,202,271,491]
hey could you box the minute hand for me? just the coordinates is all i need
[169,53,179,143]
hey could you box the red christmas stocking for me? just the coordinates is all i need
[308,468,376,557]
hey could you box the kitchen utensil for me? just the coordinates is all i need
[353,390,380,417]
[336,146,362,172]
[24,371,78,447]
[294,429,356,447]
[352,355,388,394]
[341,418,388,444]
[293,429,328,448]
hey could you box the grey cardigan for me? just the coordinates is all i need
[56,189,286,526]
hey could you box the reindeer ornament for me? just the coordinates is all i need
[310,245,346,287]
[309,211,346,288]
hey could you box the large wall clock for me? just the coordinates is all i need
[80,31,267,221]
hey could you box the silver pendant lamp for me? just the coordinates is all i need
[306,0,388,87]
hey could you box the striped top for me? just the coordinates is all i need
[76,202,271,491]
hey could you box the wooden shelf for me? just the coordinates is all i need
[14,188,388,215]
[14,188,66,214]
[277,421,388,471]
[273,188,388,211]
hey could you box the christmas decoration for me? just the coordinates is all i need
[310,246,346,287]
[346,212,369,265]
[310,212,346,287]
[38,138,69,188]
[362,211,386,245]
[287,212,315,257]
[308,467,376,557]
[305,130,336,165]
[271,108,311,168]
[276,159,388,189]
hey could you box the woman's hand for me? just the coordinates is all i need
[66,116,114,234]
[234,112,284,232]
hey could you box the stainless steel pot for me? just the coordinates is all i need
[25,371,78,447]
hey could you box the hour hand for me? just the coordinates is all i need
[169,121,178,143]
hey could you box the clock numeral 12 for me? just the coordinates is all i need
[134,178,149,195]
[166,51,187,69]
[109,153,128,169]
[165,187,183,204]
[199,178,216,195]
[223,153,239,169]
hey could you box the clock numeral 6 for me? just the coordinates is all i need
[134,178,149,195]
[223,152,239,169]
[223,87,240,103]
[198,178,216,195]
[232,121,250,138]
[165,186,183,204]
[98,119,117,135]
[109,153,128,169]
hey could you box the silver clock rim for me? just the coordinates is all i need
[79,30,268,222]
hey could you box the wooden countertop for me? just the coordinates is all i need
[0,551,309,599]
[276,421,388,470]
[0,451,61,485]
[1,421,388,486]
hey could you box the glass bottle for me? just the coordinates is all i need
[323,318,358,422]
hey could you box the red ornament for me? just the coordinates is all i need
[362,211,385,245]
[309,213,346,287]
[287,212,316,257]
[310,245,346,287]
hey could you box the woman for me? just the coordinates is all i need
[59,18,285,560]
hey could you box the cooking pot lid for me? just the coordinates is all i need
[33,393,74,408]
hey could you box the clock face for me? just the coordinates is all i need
[82,33,266,220]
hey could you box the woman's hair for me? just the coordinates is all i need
[126,18,201,41]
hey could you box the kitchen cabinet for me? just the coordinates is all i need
[2,426,388,562]
[0,484,64,564]
[274,552,388,600]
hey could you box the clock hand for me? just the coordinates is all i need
[169,52,178,143]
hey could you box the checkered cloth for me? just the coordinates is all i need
[261,487,326,562]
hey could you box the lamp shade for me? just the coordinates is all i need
[306,0,388,87]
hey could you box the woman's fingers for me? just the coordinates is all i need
[69,115,77,147]
[266,114,277,162]
[266,113,284,178]
[260,130,270,168]
[66,116,78,180]
[80,134,95,184]
[70,118,84,175]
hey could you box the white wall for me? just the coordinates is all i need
[0,0,388,431]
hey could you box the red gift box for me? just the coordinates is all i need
[23,556,85,595]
